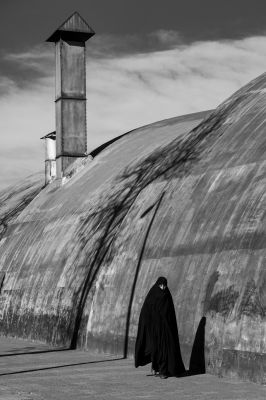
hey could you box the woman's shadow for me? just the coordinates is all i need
[178,316,206,377]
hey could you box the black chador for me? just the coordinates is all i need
[135,277,185,378]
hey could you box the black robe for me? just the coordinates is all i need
[135,283,185,376]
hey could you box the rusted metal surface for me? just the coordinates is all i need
[1,72,266,385]
[50,14,94,178]
[55,40,87,176]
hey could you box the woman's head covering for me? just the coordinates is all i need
[156,276,167,286]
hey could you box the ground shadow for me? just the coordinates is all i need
[0,346,69,357]
[0,357,123,376]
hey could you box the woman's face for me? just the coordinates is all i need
[159,284,166,291]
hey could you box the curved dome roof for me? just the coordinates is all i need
[0,172,43,239]
[0,73,266,384]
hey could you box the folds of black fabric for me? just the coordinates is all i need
[135,283,185,376]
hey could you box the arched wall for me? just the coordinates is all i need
[0,113,206,342]
[74,73,266,383]
[0,72,266,384]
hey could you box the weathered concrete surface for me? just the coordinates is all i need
[0,172,44,240]
[0,111,209,352]
[0,72,266,385]
[0,337,265,400]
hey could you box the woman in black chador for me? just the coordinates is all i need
[135,277,185,379]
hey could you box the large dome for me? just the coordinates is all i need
[0,74,265,384]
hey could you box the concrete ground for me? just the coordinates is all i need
[0,337,265,400]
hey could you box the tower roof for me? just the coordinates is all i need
[46,12,95,43]
[40,131,56,140]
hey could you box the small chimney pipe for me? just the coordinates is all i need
[40,131,56,185]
